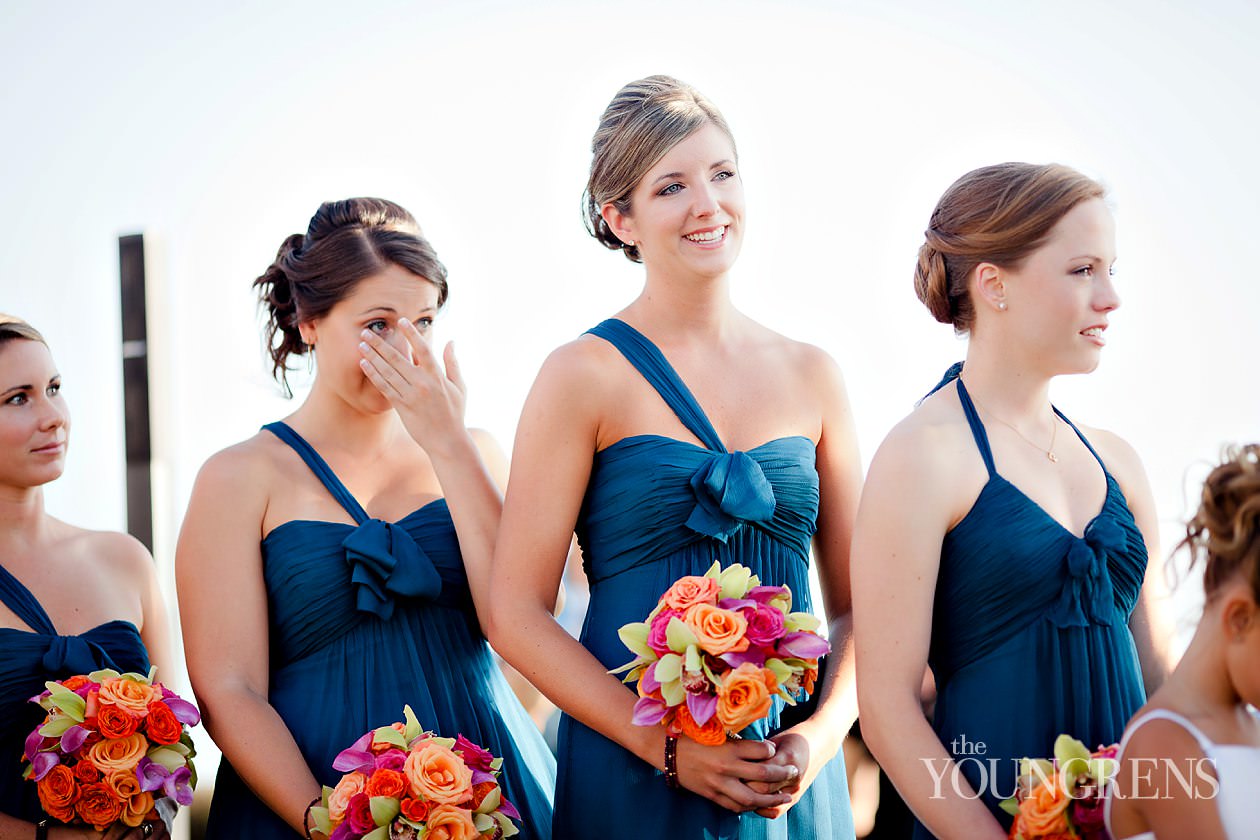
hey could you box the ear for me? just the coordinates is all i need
[601,201,636,248]
[973,263,1008,313]
[1222,593,1257,641]
[298,320,318,348]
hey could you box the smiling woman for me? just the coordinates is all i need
[174,199,555,839]
[0,315,174,839]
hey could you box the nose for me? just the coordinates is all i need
[37,393,68,432]
[691,182,720,218]
[1095,271,1121,313]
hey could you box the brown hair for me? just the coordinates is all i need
[1182,445,1260,602]
[583,75,735,263]
[255,197,448,396]
[0,314,47,347]
[914,162,1105,333]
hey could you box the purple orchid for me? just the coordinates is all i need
[777,630,831,659]
[160,696,201,726]
[29,751,60,781]
[719,648,767,669]
[632,696,668,726]
[331,732,376,774]
[23,730,45,763]
[136,758,193,806]
[59,725,89,754]
[499,795,521,820]
[686,690,718,726]
[453,734,494,771]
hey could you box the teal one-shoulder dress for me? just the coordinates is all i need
[915,365,1148,836]
[553,320,854,840]
[205,422,554,838]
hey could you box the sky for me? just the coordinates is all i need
[3,0,1257,647]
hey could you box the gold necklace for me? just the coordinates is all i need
[965,386,1060,463]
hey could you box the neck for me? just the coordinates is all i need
[626,266,735,343]
[0,483,49,550]
[960,333,1054,422]
[289,382,404,459]
[1159,619,1241,717]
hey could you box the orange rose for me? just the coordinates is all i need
[97,678,155,717]
[405,741,473,804]
[1018,774,1072,836]
[422,803,481,840]
[366,767,407,799]
[685,604,749,655]
[372,721,408,754]
[661,575,721,612]
[36,764,79,816]
[716,663,776,732]
[675,702,727,745]
[143,701,183,745]
[62,675,90,692]
[400,796,431,822]
[87,733,148,775]
[75,781,123,830]
[73,759,101,784]
[468,781,498,810]
[97,704,141,739]
[328,771,367,822]
[121,789,155,827]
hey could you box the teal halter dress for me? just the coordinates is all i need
[916,365,1148,836]
[205,422,555,838]
[553,320,854,840]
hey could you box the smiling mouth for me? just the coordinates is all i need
[684,225,726,243]
[1081,326,1107,345]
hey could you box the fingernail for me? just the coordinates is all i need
[359,342,369,352]
[399,317,410,328]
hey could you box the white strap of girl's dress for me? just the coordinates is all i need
[1105,708,1215,836]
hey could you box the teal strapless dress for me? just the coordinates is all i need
[915,366,1147,836]
[554,320,854,840]
[205,422,554,838]
[0,564,150,821]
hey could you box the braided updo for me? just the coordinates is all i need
[913,163,1105,333]
[254,198,448,395]
[1183,445,1260,603]
[583,75,735,263]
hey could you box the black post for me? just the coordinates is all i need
[119,234,153,552]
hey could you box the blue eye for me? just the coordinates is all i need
[367,320,389,333]
[1073,266,1095,278]
[4,392,27,406]
[415,317,434,330]
[658,183,684,196]
[714,170,735,181]
[46,382,60,397]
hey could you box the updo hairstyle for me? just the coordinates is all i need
[254,198,448,395]
[1183,445,1260,603]
[914,163,1105,333]
[0,314,47,347]
[583,75,735,263]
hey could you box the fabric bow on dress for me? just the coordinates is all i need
[1050,516,1126,628]
[686,451,778,543]
[41,634,114,674]
[342,519,443,620]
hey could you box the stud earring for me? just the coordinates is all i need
[997,301,1007,311]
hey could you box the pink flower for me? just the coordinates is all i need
[743,602,786,648]
[647,609,683,655]
[453,734,494,772]
[375,749,407,772]
[346,792,375,833]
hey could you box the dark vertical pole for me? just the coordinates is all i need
[119,234,153,552]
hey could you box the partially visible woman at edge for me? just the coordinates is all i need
[176,199,554,839]
[1107,445,1260,840]
[851,163,1173,839]
[487,76,860,839]
[0,315,173,839]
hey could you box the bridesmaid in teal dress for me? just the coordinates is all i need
[489,76,860,839]
[176,199,554,839]
[0,315,173,839]
[851,163,1172,838]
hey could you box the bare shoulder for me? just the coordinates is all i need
[192,430,292,498]
[49,522,156,591]
[528,334,625,412]
[1074,422,1149,489]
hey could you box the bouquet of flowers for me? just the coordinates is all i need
[310,705,520,840]
[1000,734,1119,840]
[611,561,830,744]
[22,667,200,830]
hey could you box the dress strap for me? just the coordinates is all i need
[263,422,370,524]
[1118,708,1217,756]
[585,319,727,453]
[1053,408,1110,474]
[0,562,56,634]
[951,374,997,478]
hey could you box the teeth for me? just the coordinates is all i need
[685,226,725,242]
[1082,327,1102,337]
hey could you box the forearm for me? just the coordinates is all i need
[795,613,857,755]
[492,601,662,768]
[425,431,504,622]
[863,696,1006,840]
[199,685,322,831]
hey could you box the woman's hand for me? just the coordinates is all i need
[674,736,797,814]
[358,320,468,458]
[748,722,833,818]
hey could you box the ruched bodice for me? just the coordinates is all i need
[205,422,553,839]
[917,365,1148,835]
[0,564,150,820]
[556,320,853,840]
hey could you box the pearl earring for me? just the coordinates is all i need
[998,301,1007,311]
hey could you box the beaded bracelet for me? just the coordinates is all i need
[303,795,322,840]
[663,734,680,789]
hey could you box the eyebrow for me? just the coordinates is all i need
[650,160,737,186]
[358,306,398,316]
[1068,254,1112,262]
[2,384,32,397]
